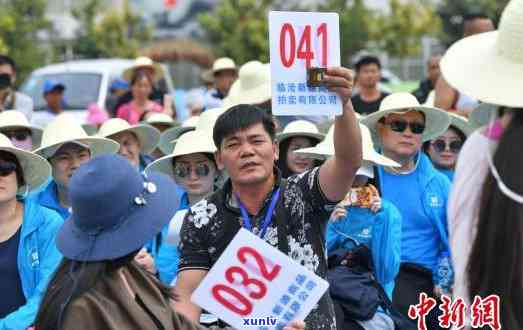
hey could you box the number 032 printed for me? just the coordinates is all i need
[269,11,341,117]
[191,229,329,329]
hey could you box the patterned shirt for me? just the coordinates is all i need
[179,167,338,330]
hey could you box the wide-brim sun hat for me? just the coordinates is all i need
[98,118,160,155]
[143,112,177,128]
[0,110,43,149]
[222,61,271,108]
[34,114,119,159]
[469,103,500,128]
[448,113,474,137]
[277,120,325,144]
[0,133,51,192]
[440,0,523,108]
[57,154,179,261]
[145,130,216,178]
[294,123,400,168]
[158,116,200,155]
[360,92,451,143]
[123,56,164,82]
[212,57,237,74]
[195,107,227,135]
[81,124,98,136]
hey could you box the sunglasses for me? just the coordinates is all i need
[0,160,17,177]
[382,119,425,135]
[431,139,463,153]
[3,130,31,141]
[174,163,211,179]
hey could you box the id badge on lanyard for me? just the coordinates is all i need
[235,188,281,239]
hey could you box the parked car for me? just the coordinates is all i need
[20,58,175,124]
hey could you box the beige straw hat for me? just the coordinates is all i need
[222,61,271,107]
[123,56,164,82]
[0,133,51,192]
[145,130,216,178]
[212,57,237,74]
[360,92,451,143]
[277,120,325,144]
[0,111,43,149]
[440,0,523,108]
[448,113,474,136]
[98,118,160,155]
[34,114,119,159]
[143,113,177,128]
[158,116,200,155]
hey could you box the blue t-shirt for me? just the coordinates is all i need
[380,168,440,272]
[0,227,26,318]
[438,169,454,182]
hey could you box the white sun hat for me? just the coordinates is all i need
[143,112,177,128]
[34,114,119,159]
[195,107,227,135]
[145,130,216,178]
[469,103,500,128]
[97,118,160,155]
[294,123,400,169]
[360,92,451,143]
[448,113,474,137]
[212,57,237,74]
[158,116,200,155]
[277,120,325,144]
[0,111,43,149]
[0,133,51,192]
[123,56,164,82]
[222,61,271,107]
[440,0,523,108]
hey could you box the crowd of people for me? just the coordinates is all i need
[0,0,522,329]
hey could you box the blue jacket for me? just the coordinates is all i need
[326,200,402,299]
[31,180,70,220]
[378,153,452,285]
[145,192,188,285]
[0,199,63,330]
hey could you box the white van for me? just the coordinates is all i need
[20,58,175,124]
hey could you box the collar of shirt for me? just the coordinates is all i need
[211,89,225,100]
[38,180,70,219]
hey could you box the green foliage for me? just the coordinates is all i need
[373,0,441,59]
[0,0,51,82]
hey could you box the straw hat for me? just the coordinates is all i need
[360,92,451,143]
[469,103,500,128]
[158,116,200,155]
[81,124,98,136]
[195,107,227,134]
[448,113,474,136]
[440,0,523,108]
[222,61,271,107]
[294,123,400,168]
[35,114,119,159]
[98,118,160,155]
[277,120,325,144]
[212,57,237,74]
[145,130,216,178]
[143,113,177,128]
[0,133,51,192]
[123,56,164,82]
[0,111,43,149]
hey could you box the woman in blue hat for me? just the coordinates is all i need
[0,134,63,330]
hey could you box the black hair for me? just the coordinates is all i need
[213,104,276,149]
[463,13,491,22]
[34,251,176,330]
[355,56,381,72]
[171,152,216,168]
[467,110,523,329]
[0,150,25,187]
[276,136,322,178]
[0,55,16,72]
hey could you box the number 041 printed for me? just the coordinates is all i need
[191,229,329,330]
[269,11,341,117]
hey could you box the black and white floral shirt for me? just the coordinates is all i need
[179,167,338,330]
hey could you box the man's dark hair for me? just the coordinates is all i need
[0,55,16,73]
[463,13,491,22]
[355,56,381,72]
[213,104,276,149]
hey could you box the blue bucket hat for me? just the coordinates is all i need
[57,154,179,261]
[110,78,129,92]
[43,79,65,94]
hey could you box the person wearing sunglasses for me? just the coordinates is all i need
[361,92,453,329]
[424,113,473,182]
[0,111,42,151]
[145,129,219,286]
[0,133,63,330]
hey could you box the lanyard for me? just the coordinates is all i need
[235,188,281,239]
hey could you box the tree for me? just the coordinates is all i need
[198,0,278,64]
[72,0,151,59]
[317,0,376,66]
[0,0,51,82]
[438,0,509,46]
[373,0,441,59]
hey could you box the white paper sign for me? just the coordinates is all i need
[192,228,329,330]
[269,11,341,117]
